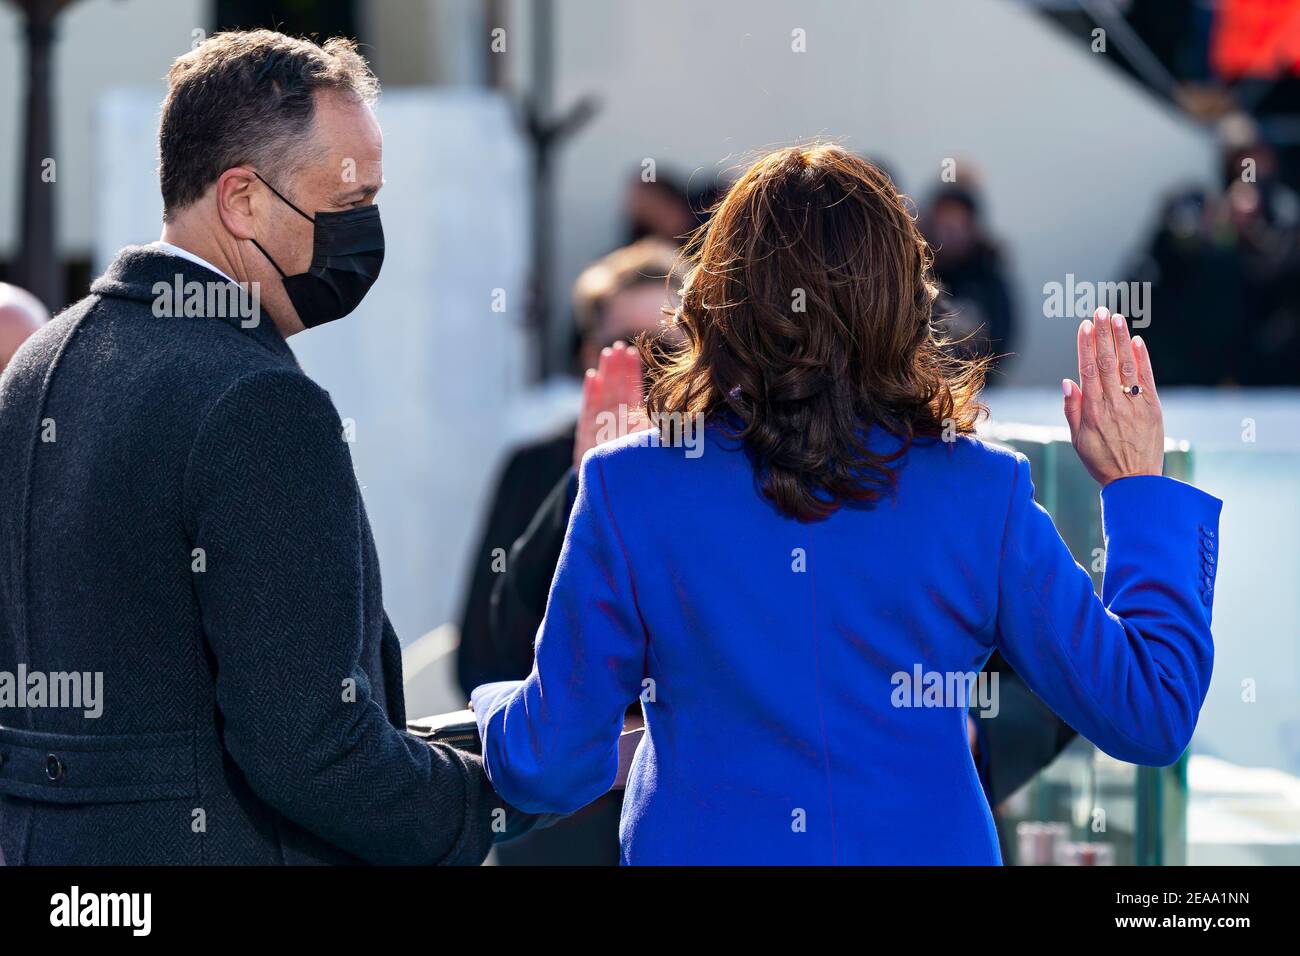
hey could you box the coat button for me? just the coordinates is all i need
[1201,589,1213,606]
[45,754,64,781]
[1203,551,1215,565]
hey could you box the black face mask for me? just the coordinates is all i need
[251,171,385,328]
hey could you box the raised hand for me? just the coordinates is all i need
[1062,307,1164,487]
[573,340,647,469]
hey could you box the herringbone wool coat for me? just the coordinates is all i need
[0,246,499,865]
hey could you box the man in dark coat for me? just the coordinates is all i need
[0,30,510,865]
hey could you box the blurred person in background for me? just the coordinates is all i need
[469,144,1220,864]
[623,167,724,247]
[1127,119,1300,385]
[1126,187,1248,385]
[1217,123,1300,384]
[456,239,683,865]
[0,284,49,375]
[457,238,685,698]
[922,184,1017,374]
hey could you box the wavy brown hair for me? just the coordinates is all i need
[643,143,988,521]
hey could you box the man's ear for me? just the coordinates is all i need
[215,167,261,241]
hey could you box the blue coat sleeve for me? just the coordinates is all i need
[473,450,647,814]
[994,455,1221,766]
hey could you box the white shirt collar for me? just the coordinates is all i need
[153,240,239,287]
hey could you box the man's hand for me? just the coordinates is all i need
[574,341,648,469]
[1062,308,1165,487]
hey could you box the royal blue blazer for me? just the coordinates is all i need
[472,427,1221,864]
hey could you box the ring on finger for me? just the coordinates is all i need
[1122,383,1144,397]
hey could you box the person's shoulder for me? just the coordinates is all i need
[910,432,1028,490]
[204,366,338,428]
[581,427,660,474]
[112,292,324,418]
[159,315,295,387]
[54,283,297,398]
[11,293,94,357]
[577,429,680,502]
[953,433,1026,469]
[582,425,711,477]
[184,368,347,502]
[0,294,96,400]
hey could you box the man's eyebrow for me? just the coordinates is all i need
[335,180,383,202]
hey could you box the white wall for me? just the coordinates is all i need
[94,89,533,643]
[291,91,531,642]
[547,0,1217,384]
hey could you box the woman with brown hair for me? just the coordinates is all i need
[471,144,1221,864]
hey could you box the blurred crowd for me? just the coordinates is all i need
[608,130,1300,390]
[1126,119,1300,386]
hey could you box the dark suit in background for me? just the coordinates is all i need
[974,652,1078,805]
[456,426,573,697]
[0,247,500,865]
[457,435,628,865]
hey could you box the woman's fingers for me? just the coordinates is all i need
[1068,311,1165,485]
[575,342,651,466]
[1110,313,1138,389]
[606,340,646,411]
[573,367,600,468]
[614,341,638,406]
[627,344,644,395]
[1091,306,1121,396]
[626,346,645,403]
[597,345,617,407]
[1062,378,1083,440]
[1077,316,1104,420]
[622,346,652,431]
[1132,334,1159,402]
[605,342,629,408]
